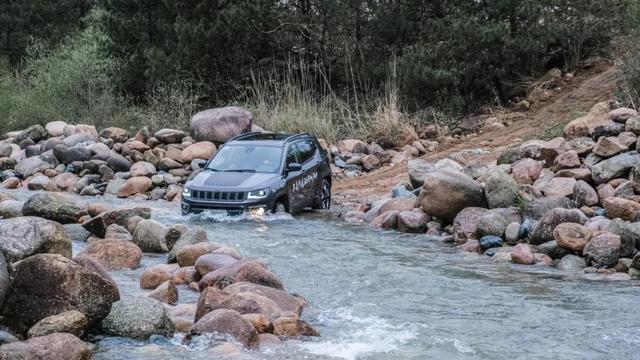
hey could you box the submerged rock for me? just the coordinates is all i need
[189,309,258,349]
[100,297,175,340]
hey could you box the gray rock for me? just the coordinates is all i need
[107,152,132,172]
[504,222,521,244]
[63,224,92,242]
[0,253,8,309]
[15,156,52,178]
[528,208,588,245]
[0,143,12,158]
[591,151,640,184]
[100,297,174,339]
[81,206,151,238]
[484,171,519,208]
[557,254,587,271]
[0,217,71,263]
[0,200,23,219]
[417,171,486,222]
[477,212,509,237]
[132,219,169,253]
[53,144,94,165]
[154,129,186,144]
[523,195,575,220]
[583,232,621,268]
[573,180,598,207]
[407,159,435,189]
[607,219,640,258]
[537,240,571,260]
[22,193,88,224]
[105,179,127,194]
[167,227,208,263]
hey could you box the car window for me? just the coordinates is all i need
[286,144,299,165]
[296,140,316,164]
[207,145,283,173]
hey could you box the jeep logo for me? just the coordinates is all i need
[293,172,318,192]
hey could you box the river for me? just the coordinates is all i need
[7,191,640,359]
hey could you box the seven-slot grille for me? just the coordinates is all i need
[191,190,246,201]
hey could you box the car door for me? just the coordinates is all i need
[294,139,320,208]
[284,143,306,212]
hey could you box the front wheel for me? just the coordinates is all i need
[314,179,331,209]
[273,201,288,214]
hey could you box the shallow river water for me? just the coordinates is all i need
[9,191,640,359]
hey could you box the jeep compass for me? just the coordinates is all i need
[181,132,332,216]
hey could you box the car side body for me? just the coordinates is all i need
[181,132,332,215]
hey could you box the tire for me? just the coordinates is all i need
[273,201,288,214]
[313,179,331,210]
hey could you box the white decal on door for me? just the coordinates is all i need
[293,172,318,193]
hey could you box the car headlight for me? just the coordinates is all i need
[247,189,268,199]
[182,187,191,199]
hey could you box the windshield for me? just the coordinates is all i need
[206,145,283,173]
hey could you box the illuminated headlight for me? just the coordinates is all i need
[247,189,268,199]
[182,187,191,199]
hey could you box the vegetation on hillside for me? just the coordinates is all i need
[1,0,638,142]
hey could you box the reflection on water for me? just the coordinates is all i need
[4,190,640,359]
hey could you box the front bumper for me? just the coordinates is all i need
[181,197,272,216]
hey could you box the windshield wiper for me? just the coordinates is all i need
[218,169,256,173]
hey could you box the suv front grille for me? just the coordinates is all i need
[191,190,246,202]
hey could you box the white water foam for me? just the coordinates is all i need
[299,307,418,360]
[190,210,294,223]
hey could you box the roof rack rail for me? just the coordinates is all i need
[284,132,312,142]
[225,132,264,142]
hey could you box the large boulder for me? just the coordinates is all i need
[272,314,319,337]
[190,107,252,143]
[195,253,239,276]
[132,219,169,252]
[52,144,93,165]
[130,161,157,177]
[117,176,152,198]
[100,297,175,339]
[224,282,306,315]
[154,129,186,144]
[82,206,151,238]
[166,227,208,263]
[195,287,263,321]
[77,240,142,270]
[452,207,490,244]
[484,171,519,208]
[199,259,284,291]
[0,217,71,263]
[0,333,91,360]
[2,254,119,335]
[523,196,574,219]
[189,309,258,349]
[22,193,87,224]
[177,242,219,267]
[591,151,640,184]
[417,171,486,222]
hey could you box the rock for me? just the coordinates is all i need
[166,227,208,263]
[45,121,67,137]
[107,152,132,172]
[361,154,381,171]
[0,217,71,263]
[117,176,153,198]
[537,240,571,260]
[0,143,12,158]
[552,150,581,171]
[593,122,624,139]
[370,210,399,229]
[553,223,592,252]
[573,180,598,207]
[104,224,132,241]
[177,242,218,267]
[603,197,640,221]
[272,314,319,337]
[198,259,284,291]
[190,107,252,143]
[379,197,416,213]
[477,212,509,237]
[511,158,543,185]
[0,333,90,360]
[397,210,430,233]
[0,253,8,309]
[195,287,263,321]
[607,219,640,258]
[479,235,503,251]
[541,177,576,198]
[2,254,119,335]
[53,144,94,165]
[557,254,587,271]
[27,310,88,338]
[609,107,638,123]
[77,240,142,270]
[132,219,168,252]
[591,151,640,184]
[244,314,272,334]
[528,208,587,245]
[452,207,490,243]
[583,232,621,268]
[148,280,178,305]
[189,309,258,348]
[625,117,640,135]
[140,264,177,289]
[21,193,87,224]
[484,171,519,208]
[524,196,574,219]
[504,222,521,244]
[417,171,486,222]
[0,200,23,218]
[101,297,174,340]
[195,253,239,276]
[181,141,217,162]
[593,137,627,158]
[224,282,306,315]
[100,127,130,142]
[82,206,151,238]
[153,128,186,144]
[337,139,368,154]
[15,156,52,178]
[511,244,535,265]
[407,159,435,188]
[130,161,157,177]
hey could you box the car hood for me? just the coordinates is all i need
[186,170,280,191]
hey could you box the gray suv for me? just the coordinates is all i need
[181,132,332,216]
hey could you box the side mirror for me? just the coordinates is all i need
[197,160,207,168]
[286,163,302,173]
